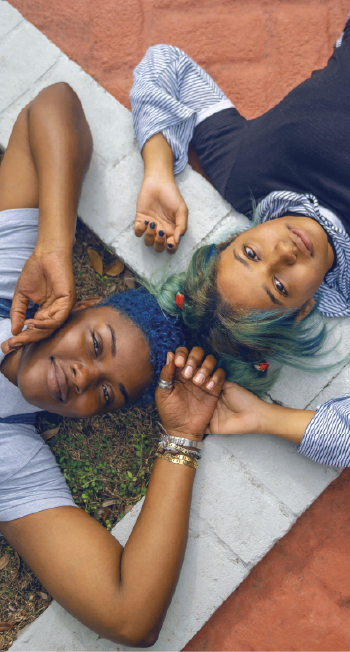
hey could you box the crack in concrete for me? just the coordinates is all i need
[305,361,350,408]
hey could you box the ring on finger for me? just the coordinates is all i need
[157,379,174,390]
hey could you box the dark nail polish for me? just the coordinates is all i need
[159,230,164,237]
[168,243,173,249]
[179,234,183,240]
[150,222,156,229]
[144,220,149,225]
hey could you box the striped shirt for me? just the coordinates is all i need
[130,37,350,468]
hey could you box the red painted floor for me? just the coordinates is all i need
[184,469,350,651]
[7,1,350,649]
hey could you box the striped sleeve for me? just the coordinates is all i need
[130,44,232,174]
[297,395,350,467]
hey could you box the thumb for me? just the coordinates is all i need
[174,205,188,245]
[10,290,30,336]
[159,351,176,386]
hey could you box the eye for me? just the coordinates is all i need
[244,246,259,261]
[92,332,99,357]
[102,384,110,406]
[274,278,288,296]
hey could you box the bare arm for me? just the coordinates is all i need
[0,82,92,353]
[134,133,188,254]
[0,350,225,647]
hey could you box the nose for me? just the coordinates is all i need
[272,240,297,265]
[70,361,98,394]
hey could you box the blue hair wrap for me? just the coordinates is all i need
[100,288,186,404]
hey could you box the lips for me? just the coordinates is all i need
[47,357,68,403]
[289,228,314,257]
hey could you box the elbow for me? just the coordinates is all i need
[109,621,161,648]
[123,630,160,648]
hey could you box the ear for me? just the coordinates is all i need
[71,297,102,312]
[295,298,315,323]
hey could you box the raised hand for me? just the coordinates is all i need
[1,246,75,354]
[135,176,188,254]
[156,347,226,442]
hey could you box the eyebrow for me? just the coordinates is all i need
[233,248,283,306]
[119,382,129,405]
[262,284,283,306]
[233,249,251,268]
[107,323,117,357]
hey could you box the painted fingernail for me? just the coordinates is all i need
[144,221,149,225]
[206,380,215,390]
[179,234,184,240]
[183,365,193,378]
[168,243,173,249]
[175,355,185,366]
[150,222,156,229]
[194,372,205,384]
[159,230,164,237]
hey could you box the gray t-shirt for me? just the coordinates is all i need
[0,208,75,524]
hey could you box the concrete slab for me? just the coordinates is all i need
[2,0,350,650]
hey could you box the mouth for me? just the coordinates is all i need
[289,228,314,257]
[47,357,68,403]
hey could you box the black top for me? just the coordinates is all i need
[192,19,350,236]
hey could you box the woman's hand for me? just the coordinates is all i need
[1,245,75,354]
[209,381,315,444]
[209,381,266,435]
[156,347,225,442]
[135,176,188,254]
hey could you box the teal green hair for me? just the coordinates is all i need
[144,230,333,397]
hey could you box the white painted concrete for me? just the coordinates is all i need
[1,1,347,650]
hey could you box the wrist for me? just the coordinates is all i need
[35,239,74,256]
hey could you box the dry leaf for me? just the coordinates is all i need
[0,555,10,571]
[124,269,136,289]
[39,592,49,601]
[102,499,116,508]
[41,425,60,441]
[0,635,5,650]
[124,504,133,515]
[0,623,14,632]
[109,285,117,292]
[87,248,103,276]
[104,259,124,277]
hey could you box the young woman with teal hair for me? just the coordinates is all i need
[130,15,350,466]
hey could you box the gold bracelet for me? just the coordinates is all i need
[156,451,198,469]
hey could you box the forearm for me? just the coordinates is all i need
[142,133,174,181]
[260,403,315,444]
[27,83,92,252]
[118,457,194,643]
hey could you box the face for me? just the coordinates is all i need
[16,302,153,417]
[217,216,335,313]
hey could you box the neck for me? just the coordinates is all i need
[327,240,335,271]
[0,348,23,386]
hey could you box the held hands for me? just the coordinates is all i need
[156,347,226,442]
[209,382,266,435]
[1,245,75,354]
[135,175,188,254]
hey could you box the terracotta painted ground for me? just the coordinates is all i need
[7,1,350,649]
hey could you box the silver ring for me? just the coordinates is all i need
[157,379,173,390]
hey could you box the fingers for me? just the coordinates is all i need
[10,292,29,336]
[155,351,175,405]
[1,326,54,354]
[174,346,226,395]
